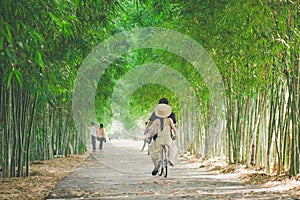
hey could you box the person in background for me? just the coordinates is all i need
[141,121,150,153]
[89,122,97,152]
[98,124,106,150]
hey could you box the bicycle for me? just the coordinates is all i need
[158,144,169,178]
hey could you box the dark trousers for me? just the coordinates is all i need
[91,135,96,150]
[99,138,105,150]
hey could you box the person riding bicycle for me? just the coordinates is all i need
[147,97,177,140]
[148,103,178,176]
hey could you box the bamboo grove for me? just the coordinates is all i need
[1,0,300,178]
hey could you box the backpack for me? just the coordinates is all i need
[156,118,172,146]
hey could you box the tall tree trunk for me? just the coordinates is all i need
[25,93,38,176]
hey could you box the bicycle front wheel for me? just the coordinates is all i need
[163,162,168,178]
[163,147,168,178]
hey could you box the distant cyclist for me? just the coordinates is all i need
[148,103,178,176]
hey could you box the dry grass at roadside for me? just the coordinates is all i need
[180,153,300,198]
[200,159,300,198]
[0,153,88,200]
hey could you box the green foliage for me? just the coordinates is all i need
[1,0,300,176]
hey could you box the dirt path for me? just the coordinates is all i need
[47,140,296,199]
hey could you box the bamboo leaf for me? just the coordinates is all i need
[6,48,17,63]
[49,12,62,27]
[14,68,23,87]
[5,24,12,43]
[33,31,44,43]
[6,70,14,89]
[35,51,45,68]
[16,20,27,31]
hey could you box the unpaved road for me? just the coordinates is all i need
[47,140,297,199]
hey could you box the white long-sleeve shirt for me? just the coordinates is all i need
[89,126,97,137]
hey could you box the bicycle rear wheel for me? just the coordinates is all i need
[158,150,165,176]
[158,145,168,177]
[163,155,168,178]
[162,146,168,178]
[163,161,168,178]
[159,146,166,177]
[158,160,163,176]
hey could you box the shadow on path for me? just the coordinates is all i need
[47,140,297,199]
